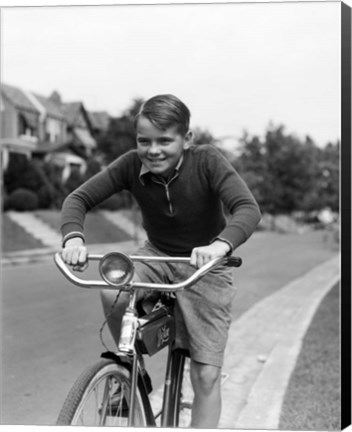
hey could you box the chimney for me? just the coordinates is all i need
[49,91,62,105]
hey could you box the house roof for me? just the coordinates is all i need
[1,83,39,114]
[33,93,65,120]
[88,111,110,131]
[60,102,83,125]
[73,127,96,148]
[2,83,97,149]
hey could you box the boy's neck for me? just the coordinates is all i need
[160,153,184,180]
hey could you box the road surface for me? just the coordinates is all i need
[2,230,336,425]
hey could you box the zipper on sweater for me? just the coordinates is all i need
[164,183,173,214]
[152,172,178,215]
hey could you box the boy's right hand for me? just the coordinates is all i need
[62,237,88,272]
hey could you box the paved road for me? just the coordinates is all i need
[2,259,169,425]
[2,230,337,425]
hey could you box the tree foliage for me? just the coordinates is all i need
[192,127,217,145]
[234,124,339,214]
[5,188,39,211]
[4,154,43,194]
[3,155,67,209]
[97,98,144,164]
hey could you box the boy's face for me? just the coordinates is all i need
[136,116,191,178]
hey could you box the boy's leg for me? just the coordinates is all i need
[190,360,222,428]
[174,264,236,428]
[100,289,133,347]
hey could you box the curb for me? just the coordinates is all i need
[2,241,143,267]
[2,247,57,267]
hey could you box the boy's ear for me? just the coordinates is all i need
[184,130,193,149]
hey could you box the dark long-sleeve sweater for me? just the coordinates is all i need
[61,144,261,256]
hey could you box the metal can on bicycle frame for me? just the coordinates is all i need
[118,309,138,353]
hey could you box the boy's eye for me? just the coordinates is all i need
[159,138,173,144]
[137,138,150,145]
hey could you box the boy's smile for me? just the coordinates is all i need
[136,116,191,179]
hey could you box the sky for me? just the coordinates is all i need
[1,1,342,147]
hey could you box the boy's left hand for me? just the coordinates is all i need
[190,240,231,268]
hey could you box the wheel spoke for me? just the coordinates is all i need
[57,359,148,426]
[99,376,112,425]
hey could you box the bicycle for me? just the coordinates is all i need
[54,250,242,427]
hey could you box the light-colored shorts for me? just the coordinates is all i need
[133,241,237,367]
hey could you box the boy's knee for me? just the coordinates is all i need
[101,288,118,304]
[191,362,221,394]
[100,289,129,315]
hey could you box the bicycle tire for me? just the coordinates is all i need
[56,358,148,426]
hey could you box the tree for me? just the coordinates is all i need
[192,127,217,146]
[97,98,144,164]
[234,131,266,208]
[82,157,102,181]
[262,125,319,213]
[4,154,43,194]
[234,124,338,215]
[309,141,339,212]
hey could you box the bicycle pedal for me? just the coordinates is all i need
[180,401,193,410]
[99,393,129,417]
[221,372,229,385]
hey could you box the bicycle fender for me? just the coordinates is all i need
[100,351,153,395]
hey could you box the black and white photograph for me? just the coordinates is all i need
[1,0,350,430]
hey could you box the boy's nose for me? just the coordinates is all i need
[148,142,161,154]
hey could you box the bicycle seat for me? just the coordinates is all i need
[137,292,175,317]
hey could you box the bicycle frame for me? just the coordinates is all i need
[54,251,242,427]
[100,288,184,427]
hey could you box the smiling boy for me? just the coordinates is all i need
[61,94,261,427]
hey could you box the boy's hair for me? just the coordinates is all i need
[135,94,191,135]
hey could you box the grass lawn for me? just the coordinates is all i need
[2,210,132,253]
[34,209,131,245]
[279,282,340,430]
[2,213,45,252]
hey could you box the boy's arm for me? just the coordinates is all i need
[190,239,231,268]
[190,146,261,269]
[60,168,115,269]
[62,237,88,271]
[60,153,132,267]
[61,165,119,240]
[208,147,261,249]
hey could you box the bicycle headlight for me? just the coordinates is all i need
[99,252,135,287]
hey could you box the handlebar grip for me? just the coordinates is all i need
[226,256,242,267]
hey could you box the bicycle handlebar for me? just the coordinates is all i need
[54,252,242,291]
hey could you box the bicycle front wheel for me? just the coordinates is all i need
[56,358,148,426]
